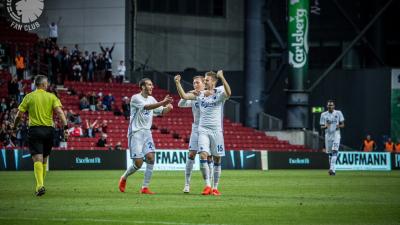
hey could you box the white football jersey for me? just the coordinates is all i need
[127,93,163,136]
[320,110,344,138]
[178,99,200,130]
[197,88,229,132]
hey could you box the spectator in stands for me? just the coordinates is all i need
[17,79,26,104]
[88,91,97,111]
[111,102,122,116]
[384,137,395,152]
[15,119,28,147]
[102,93,115,111]
[79,96,90,111]
[10,106,17,118]
[3,134,15,148]
[114,142,122,151]
[85,119,98,138]
[68,123,84,137]
[15,52,25,80]
[30,76,36,91]
[99,43,115,83]
[59,122,68,149]
[82,51,90,81]
[96,133,107,147]
[48,84,59,98]
[0,123,8,144]
[361,134,376,152]
[72,61,82,81]
[96,53,106,82]
[48,17,62,44]
[66,110,81,124]
[0,98,8,112]
[99,120,108,134]
[395,138,400,153]
[8,76,19,100]
[96,100,105,111]
[122,96,130,120]
[87,52,96,82]
[117,60,126,83]
[61,47,72,82]
[50,46,61,84]
[99,43,114,66]
[53,121,62,147]
[72,44,80,58]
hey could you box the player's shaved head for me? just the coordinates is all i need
[139,78,152,90]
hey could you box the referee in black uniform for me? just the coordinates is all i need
[13,75,68,196]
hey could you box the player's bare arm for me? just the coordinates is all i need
[174,75,197,100]
[217,70,232,97]
[144,95,173,110]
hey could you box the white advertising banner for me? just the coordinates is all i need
[336,152,391,171]
[126,149,200,171]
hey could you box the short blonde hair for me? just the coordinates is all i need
[193,75,204,82]
[205,71,217,81]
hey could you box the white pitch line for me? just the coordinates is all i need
[0,216,235,225]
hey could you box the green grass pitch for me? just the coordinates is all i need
[0,170,399,225]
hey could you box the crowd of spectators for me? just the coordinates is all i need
[39,38,125,85]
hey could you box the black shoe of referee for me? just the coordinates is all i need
[35,186,46,196]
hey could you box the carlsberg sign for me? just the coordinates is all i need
[288,0,309,69]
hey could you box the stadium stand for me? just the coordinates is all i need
[0,15,312,152]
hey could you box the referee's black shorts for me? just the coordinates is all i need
[28,126,55,157]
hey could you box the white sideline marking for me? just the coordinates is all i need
[0,216,234,225]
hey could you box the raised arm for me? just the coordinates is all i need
[217,70,231,97]
[92,119,98,127]
[174,75,196,100]
[57,16,62,24]
[110,43,115,52]
[99,43,105,53]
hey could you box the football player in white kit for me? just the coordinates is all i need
[177,76,214,193]
[320,100,345,176]
[175,70,231,195]
[119,78,173,194]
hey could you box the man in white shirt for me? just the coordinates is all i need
[320,100,345,176]
[117,60,126,83]
[119,78,173,194]
[175,70,231,195]
[48,17,62,44]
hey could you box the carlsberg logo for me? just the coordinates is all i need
[289,8,308,68]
